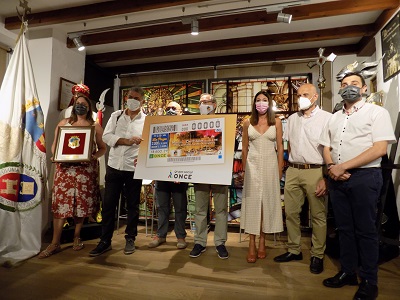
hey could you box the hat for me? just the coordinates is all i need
[72,83,90,97]
[69,83,90,106]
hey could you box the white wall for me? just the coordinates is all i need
[374,9,400,217]
[28,28,86,230]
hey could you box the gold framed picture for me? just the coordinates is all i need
[53,126,95,162]
[58,77,76,111]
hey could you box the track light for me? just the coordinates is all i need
[277,12,292,24]
[191,19,199,36]
[71,36,85,51]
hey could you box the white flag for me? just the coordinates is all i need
[0,29,47,265]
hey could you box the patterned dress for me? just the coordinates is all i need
[241,124,283,235]
[52,126,100,219]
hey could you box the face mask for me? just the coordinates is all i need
[298,96,314,110]
[166,107,178,115]
[199,103,214,115]
[338,85,361,102]
[255,101,269,114]
[126,98,141,111]
[74,104,88,115]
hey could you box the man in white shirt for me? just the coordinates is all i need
[320,72,396,300]
[90,86,146,256]
[274,83,331,274]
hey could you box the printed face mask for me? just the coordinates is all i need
[199,103,214,115]
[298,96,314,110]
[166,107,178,115]
[126,98,141,111]
[338,85,361,102]
[255,101,269,114]
[74,104,88,115]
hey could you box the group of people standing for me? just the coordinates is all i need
[39,67,395,300]
[239,72,394,300]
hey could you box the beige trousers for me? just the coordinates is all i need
[284,167,327,258]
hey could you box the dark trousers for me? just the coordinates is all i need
[101,166,142,243]
[328,168,382,284]
[155,181,188,239]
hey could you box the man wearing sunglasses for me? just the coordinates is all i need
[148,101,189,249]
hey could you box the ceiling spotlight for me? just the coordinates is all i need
[72,36,85,51]
[277,12,292,24]
[191,19,199,36]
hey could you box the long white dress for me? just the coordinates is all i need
[241,124,283,235]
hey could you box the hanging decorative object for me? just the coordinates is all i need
[307,48,336,108]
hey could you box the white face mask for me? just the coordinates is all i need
[199,103,215,115]
[298,96,315,111]
[126,98,141,111]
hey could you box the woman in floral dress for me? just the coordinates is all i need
[39,93,106,258]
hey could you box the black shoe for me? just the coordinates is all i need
[216,244,229,259]
[189,244,206,258]
[274,252,303,262]
[353,280,378,300]
[89,241,112,257]
[323,271,358,288]
[124,238,135,255]
[310,257,324,274]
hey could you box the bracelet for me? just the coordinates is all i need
[326,163,335,168]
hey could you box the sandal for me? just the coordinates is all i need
[257,250,266,259]
[38,244,61,259]
[72,237,84,251]
[247,252,257,263]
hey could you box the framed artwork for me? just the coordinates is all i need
[58,77,76,111]
[209,74,311,114]
[381,12,400,82]
[53,126,95,162]
[120,81,205,115]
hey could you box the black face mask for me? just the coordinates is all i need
[338,85,362,102]
[75,104,88,115]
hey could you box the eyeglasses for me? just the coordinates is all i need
[166,106,177,110]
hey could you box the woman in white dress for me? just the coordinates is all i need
[241,90,284,263]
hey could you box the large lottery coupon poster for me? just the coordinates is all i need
[135,114,237,185]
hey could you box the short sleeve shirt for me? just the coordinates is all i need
[284,106,332,165]
[319,100,396,168]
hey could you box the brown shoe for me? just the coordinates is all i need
[177,239,187,249]
[147,237,166,248]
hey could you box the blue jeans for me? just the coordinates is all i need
[101,166,142,243]
[155,181,188,239]
[328,168,382,284]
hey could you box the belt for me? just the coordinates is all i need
[288,162,323,169]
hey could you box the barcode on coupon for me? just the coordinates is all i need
[153,125,177,133]
[167,157,201,162]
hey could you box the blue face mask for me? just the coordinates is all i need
[75,104,88,115]
[338,85,361,102]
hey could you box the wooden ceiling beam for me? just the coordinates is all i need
[6,0,398,33]
[285,0,399,20]
[88,24,373,63]
[106,44,359,75]
[65,0,398,48]
[357,6,399,56]
[4,0,208,30]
